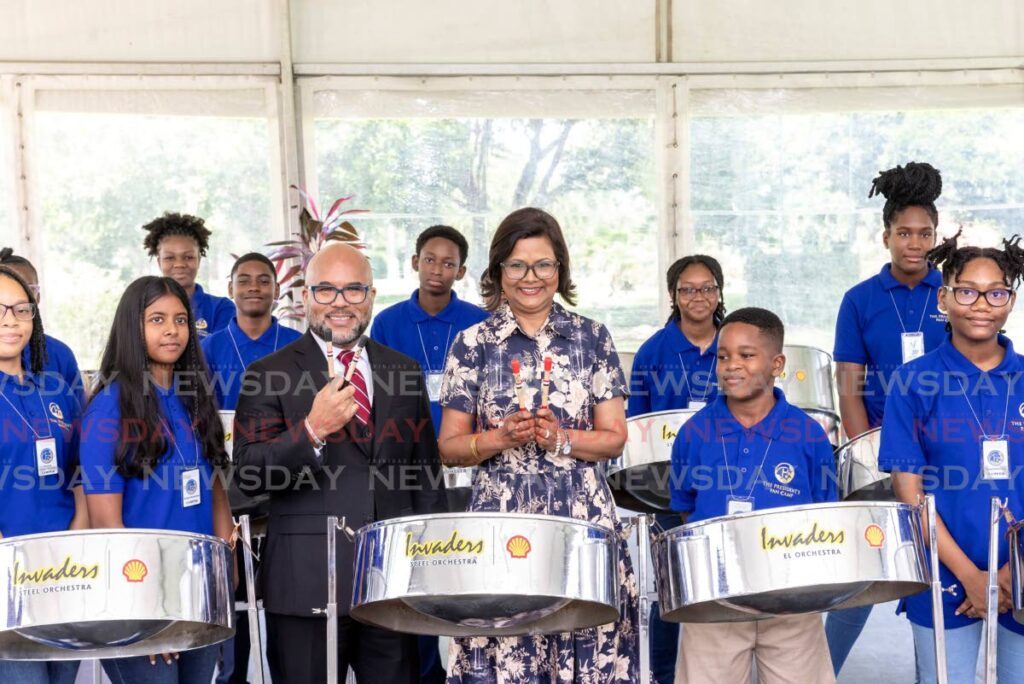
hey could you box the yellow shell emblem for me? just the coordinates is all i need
[122,559,148,583]
[864,525,885,548]
[795,370,806,382]
[506,535,532,559]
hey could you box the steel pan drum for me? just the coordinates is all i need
[653,501,929,623]
[1010,523,1024,624]
[443,467,476,512]
[607,409,697,513]
[350,512,618,636]
[220,410,270,517]
[836,429,893,501]
[0,529,233,659]
[779,345,838,415]
[804,408,843,448]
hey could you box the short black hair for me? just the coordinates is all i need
[720,307,785,353]
[666,254,726,326]
[142,212,213,257]
[0,247,38,281]
[230,252,276,279]
[416,225,469,265]
[928,230,1024,288]
[868,162,942,231]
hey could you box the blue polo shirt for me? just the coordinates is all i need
[201,317,301,410]
[879,336,1024,635]
[834,264,946,427]
[629,320,718,417]
[23,334,86,411]
[80,382,216,536]
[0,370,80,537]
[370,289,488,430]
[190,283,236,339]
[670,388,836,523]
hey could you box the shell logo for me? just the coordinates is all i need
[795,370,807,382]
[123,559,148,583]
[506,535,532,559]
[864,525,885,548]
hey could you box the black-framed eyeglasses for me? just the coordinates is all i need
[500,259,559,281]
[942,285,1014,307]
[0,302,36,321]
[309,284,371,305]
[677,284,720,300]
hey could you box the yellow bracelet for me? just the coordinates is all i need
[469,434,481,461]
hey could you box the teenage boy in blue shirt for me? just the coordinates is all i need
[369,224,486,684]
[670,307,836,683]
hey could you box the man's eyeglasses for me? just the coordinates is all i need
[942,285,1014,308]
[677,285,720,300]
[0,302,36,321]
[309,284,371,305]
[500,260,559,281]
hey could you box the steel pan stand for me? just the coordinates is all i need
[984,498,1007,683]
[238,515,265,684]
[627,513,653,683]
[926,494,954,684]
[314,516,354,683]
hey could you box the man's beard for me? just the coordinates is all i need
[309,314,368,347]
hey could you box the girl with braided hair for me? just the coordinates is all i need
[878,232,1024,681]
[827,162,948,673]
[142,212,235,338]
[0,265,88,683]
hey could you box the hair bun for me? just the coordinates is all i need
[869,161,942,205]
[0,247,12,261]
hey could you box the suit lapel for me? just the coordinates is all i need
[367,342,393,462]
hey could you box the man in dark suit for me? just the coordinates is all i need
[233,242,446,683]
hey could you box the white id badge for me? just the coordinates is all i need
[426,372,444,402]
[688,401,707,411]
[982,439,1010,480]
[181,468,202,507]
[901,332,925,364]
[35,438,58,477]
[726,496,754,515]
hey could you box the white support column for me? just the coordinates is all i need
[277,0,301,240]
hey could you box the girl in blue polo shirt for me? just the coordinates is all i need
[142,212,235,338]
[628,254,725,684]
[828,162,947,673]
[879,232,1024,682]
[0,265,87,684]
[81,276,233,684]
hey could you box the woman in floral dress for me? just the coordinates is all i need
[438,207,639,683]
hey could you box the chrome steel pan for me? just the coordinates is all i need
[350,512,619,636]
[653,501,929,622]
[221,410,269,517]
[0,529,233,659]
[1010,522,1024,624]
[607,409,697,513]
[804,408,843,448]
[836,428,893,501]
[779,345,838,415]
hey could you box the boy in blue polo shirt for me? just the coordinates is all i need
[879,232,1024,682]
[369,224,486,684]
[202,253,301,410]
[828,161,946,673]
[371,225,488,431]
[670,307,836,683]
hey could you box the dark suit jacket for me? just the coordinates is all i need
[233,332,447,617]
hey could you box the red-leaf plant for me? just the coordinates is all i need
[265,186,368,322]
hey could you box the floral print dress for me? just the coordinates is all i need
[440,301,640,683]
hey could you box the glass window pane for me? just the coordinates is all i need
[32,107,278,368]
[314,90,658,352]
[689,92,1024,350]
[0,82,15,247]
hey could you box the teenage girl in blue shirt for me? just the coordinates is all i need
[827,162,946,673]
[81,276,233,684]
[879,232,1024,682]
[0,265,88,684]
[142,213,235,338]
[628,254,724,684]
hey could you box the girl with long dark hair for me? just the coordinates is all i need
[81,276,233,684]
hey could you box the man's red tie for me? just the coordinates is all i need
[338,349,371,426]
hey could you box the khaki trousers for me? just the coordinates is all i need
[676,614,835,684]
